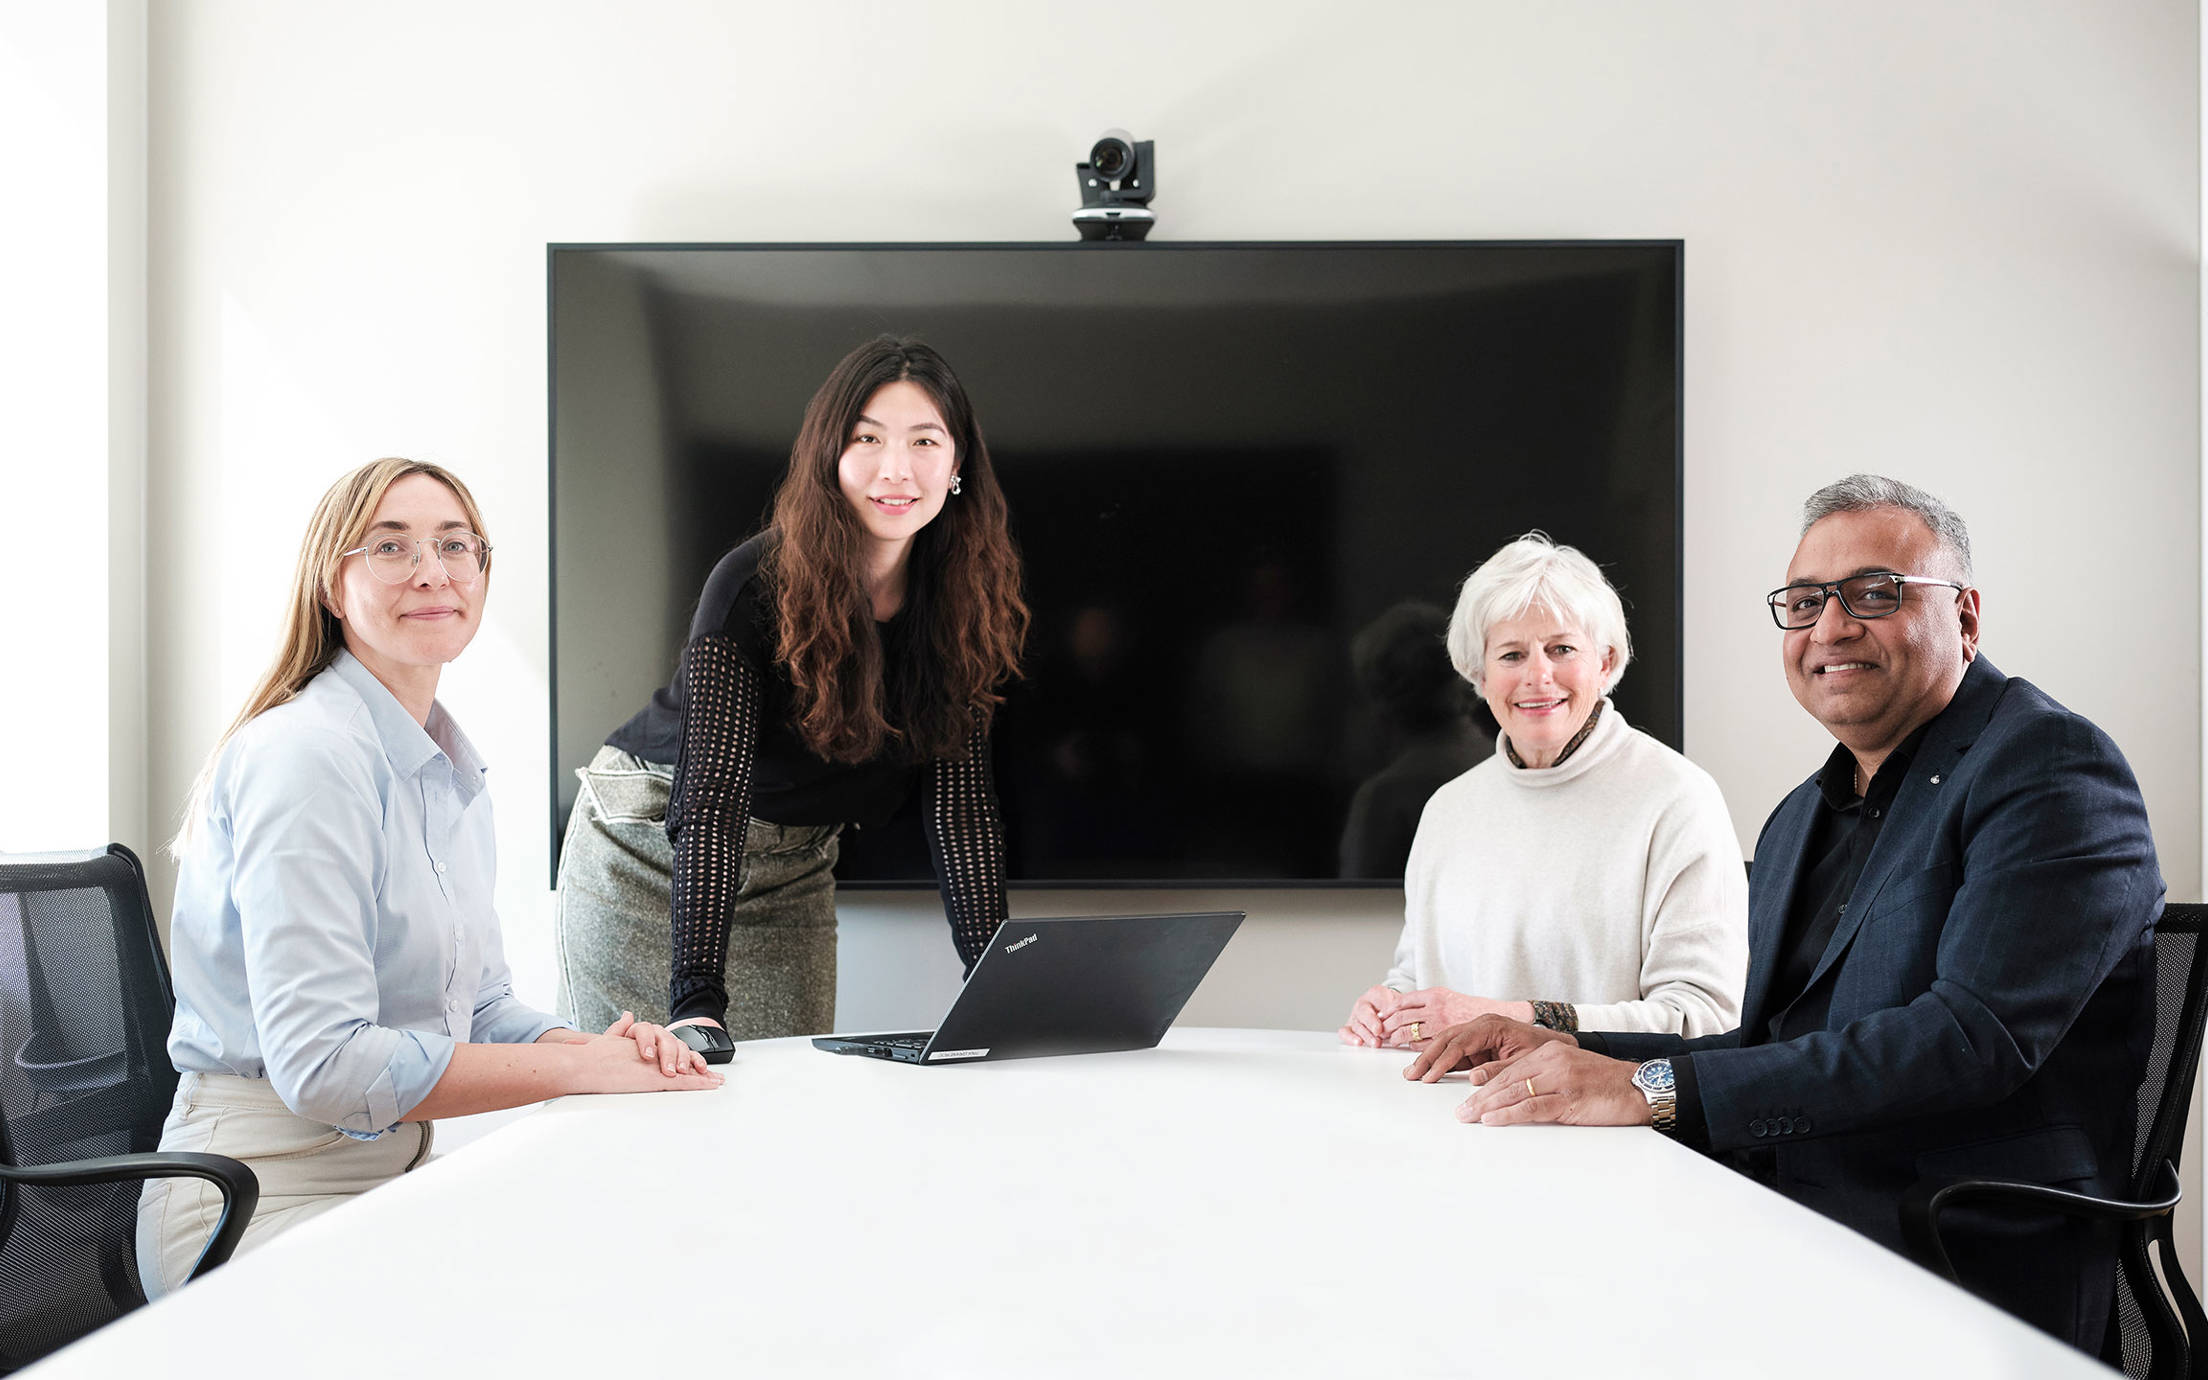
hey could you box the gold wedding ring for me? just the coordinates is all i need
[1408,1021,1423,1041]
[1526,1078,1537,1099]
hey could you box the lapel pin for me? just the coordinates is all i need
[1929,774,1942,785]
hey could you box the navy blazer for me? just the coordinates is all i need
[1600,655,2160,1337]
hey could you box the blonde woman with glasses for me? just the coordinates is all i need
[138,458,721,1297]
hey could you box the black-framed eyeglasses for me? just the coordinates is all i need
[1765,572,1964,629]
[340,531,493,586]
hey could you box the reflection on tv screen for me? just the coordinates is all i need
[551,243,1680,886]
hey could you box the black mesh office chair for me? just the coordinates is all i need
[1900,902,2208,1380]
[0,845,257,1373]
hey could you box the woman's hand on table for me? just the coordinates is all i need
[570,1016,723,1093]
[603,1011,722,1076]
[536,1013,711,1073]
[1378,991,1533,1047]
[1338,985,1406,1046]
[559,1011,719,1083]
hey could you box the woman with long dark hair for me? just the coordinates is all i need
[556,336,1028,1047]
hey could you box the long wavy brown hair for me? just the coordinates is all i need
[766,336,1027,763]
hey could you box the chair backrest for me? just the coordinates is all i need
[2109,902,2208,1380]
[2133,906,2208,1190]
[0,845,180,1371]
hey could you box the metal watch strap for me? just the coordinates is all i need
[1635,1058,1679,1136]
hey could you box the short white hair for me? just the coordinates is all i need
[1445,532,1632,694]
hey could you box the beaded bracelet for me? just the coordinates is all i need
[1530,1000,1579,1033]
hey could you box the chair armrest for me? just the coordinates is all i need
[0,1151,260,1283]
[1899,1158,2181,1283]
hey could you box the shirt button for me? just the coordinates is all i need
[435,862,448,874]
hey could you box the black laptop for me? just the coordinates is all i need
[811,911,1244,1064]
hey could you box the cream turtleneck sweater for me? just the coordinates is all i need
[1381,700,1747,1035]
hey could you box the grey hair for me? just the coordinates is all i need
[1445,532,1631,694]
[1801,474,1973,582]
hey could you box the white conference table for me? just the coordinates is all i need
[38,1029,2106,1378]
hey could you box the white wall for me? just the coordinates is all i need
[0,1,145,854]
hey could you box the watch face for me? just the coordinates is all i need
[1634,1059,1676,1095]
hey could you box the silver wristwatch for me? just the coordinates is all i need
[1632,1058,1678,1136]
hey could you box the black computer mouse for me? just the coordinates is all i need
[671,1022,735,1065]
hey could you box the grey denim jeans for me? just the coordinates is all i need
[553,746,842,1039]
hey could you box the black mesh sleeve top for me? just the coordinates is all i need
[606,537,1008,1024]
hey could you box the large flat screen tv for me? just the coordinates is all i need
[551,241,1681,887]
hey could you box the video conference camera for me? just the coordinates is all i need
[1073,129,1155,241]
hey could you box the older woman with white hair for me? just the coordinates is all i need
[1340,533,1747,1048]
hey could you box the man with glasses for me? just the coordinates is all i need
[1407,474,2161,1354]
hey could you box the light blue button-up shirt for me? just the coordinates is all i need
[167,650,565,1137]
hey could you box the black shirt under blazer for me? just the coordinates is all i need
[1598,654,2161,1346]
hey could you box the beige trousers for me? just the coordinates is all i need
[134,1072,432,1299]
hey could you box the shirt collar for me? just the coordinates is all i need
[327,650,485,797]
[1813,719,1933,811]
[425,699,489,796]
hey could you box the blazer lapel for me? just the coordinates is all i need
[1740,791,1815,1036]
[1793,655,2007,998]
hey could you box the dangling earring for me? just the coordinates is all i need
[949,473,963,496]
